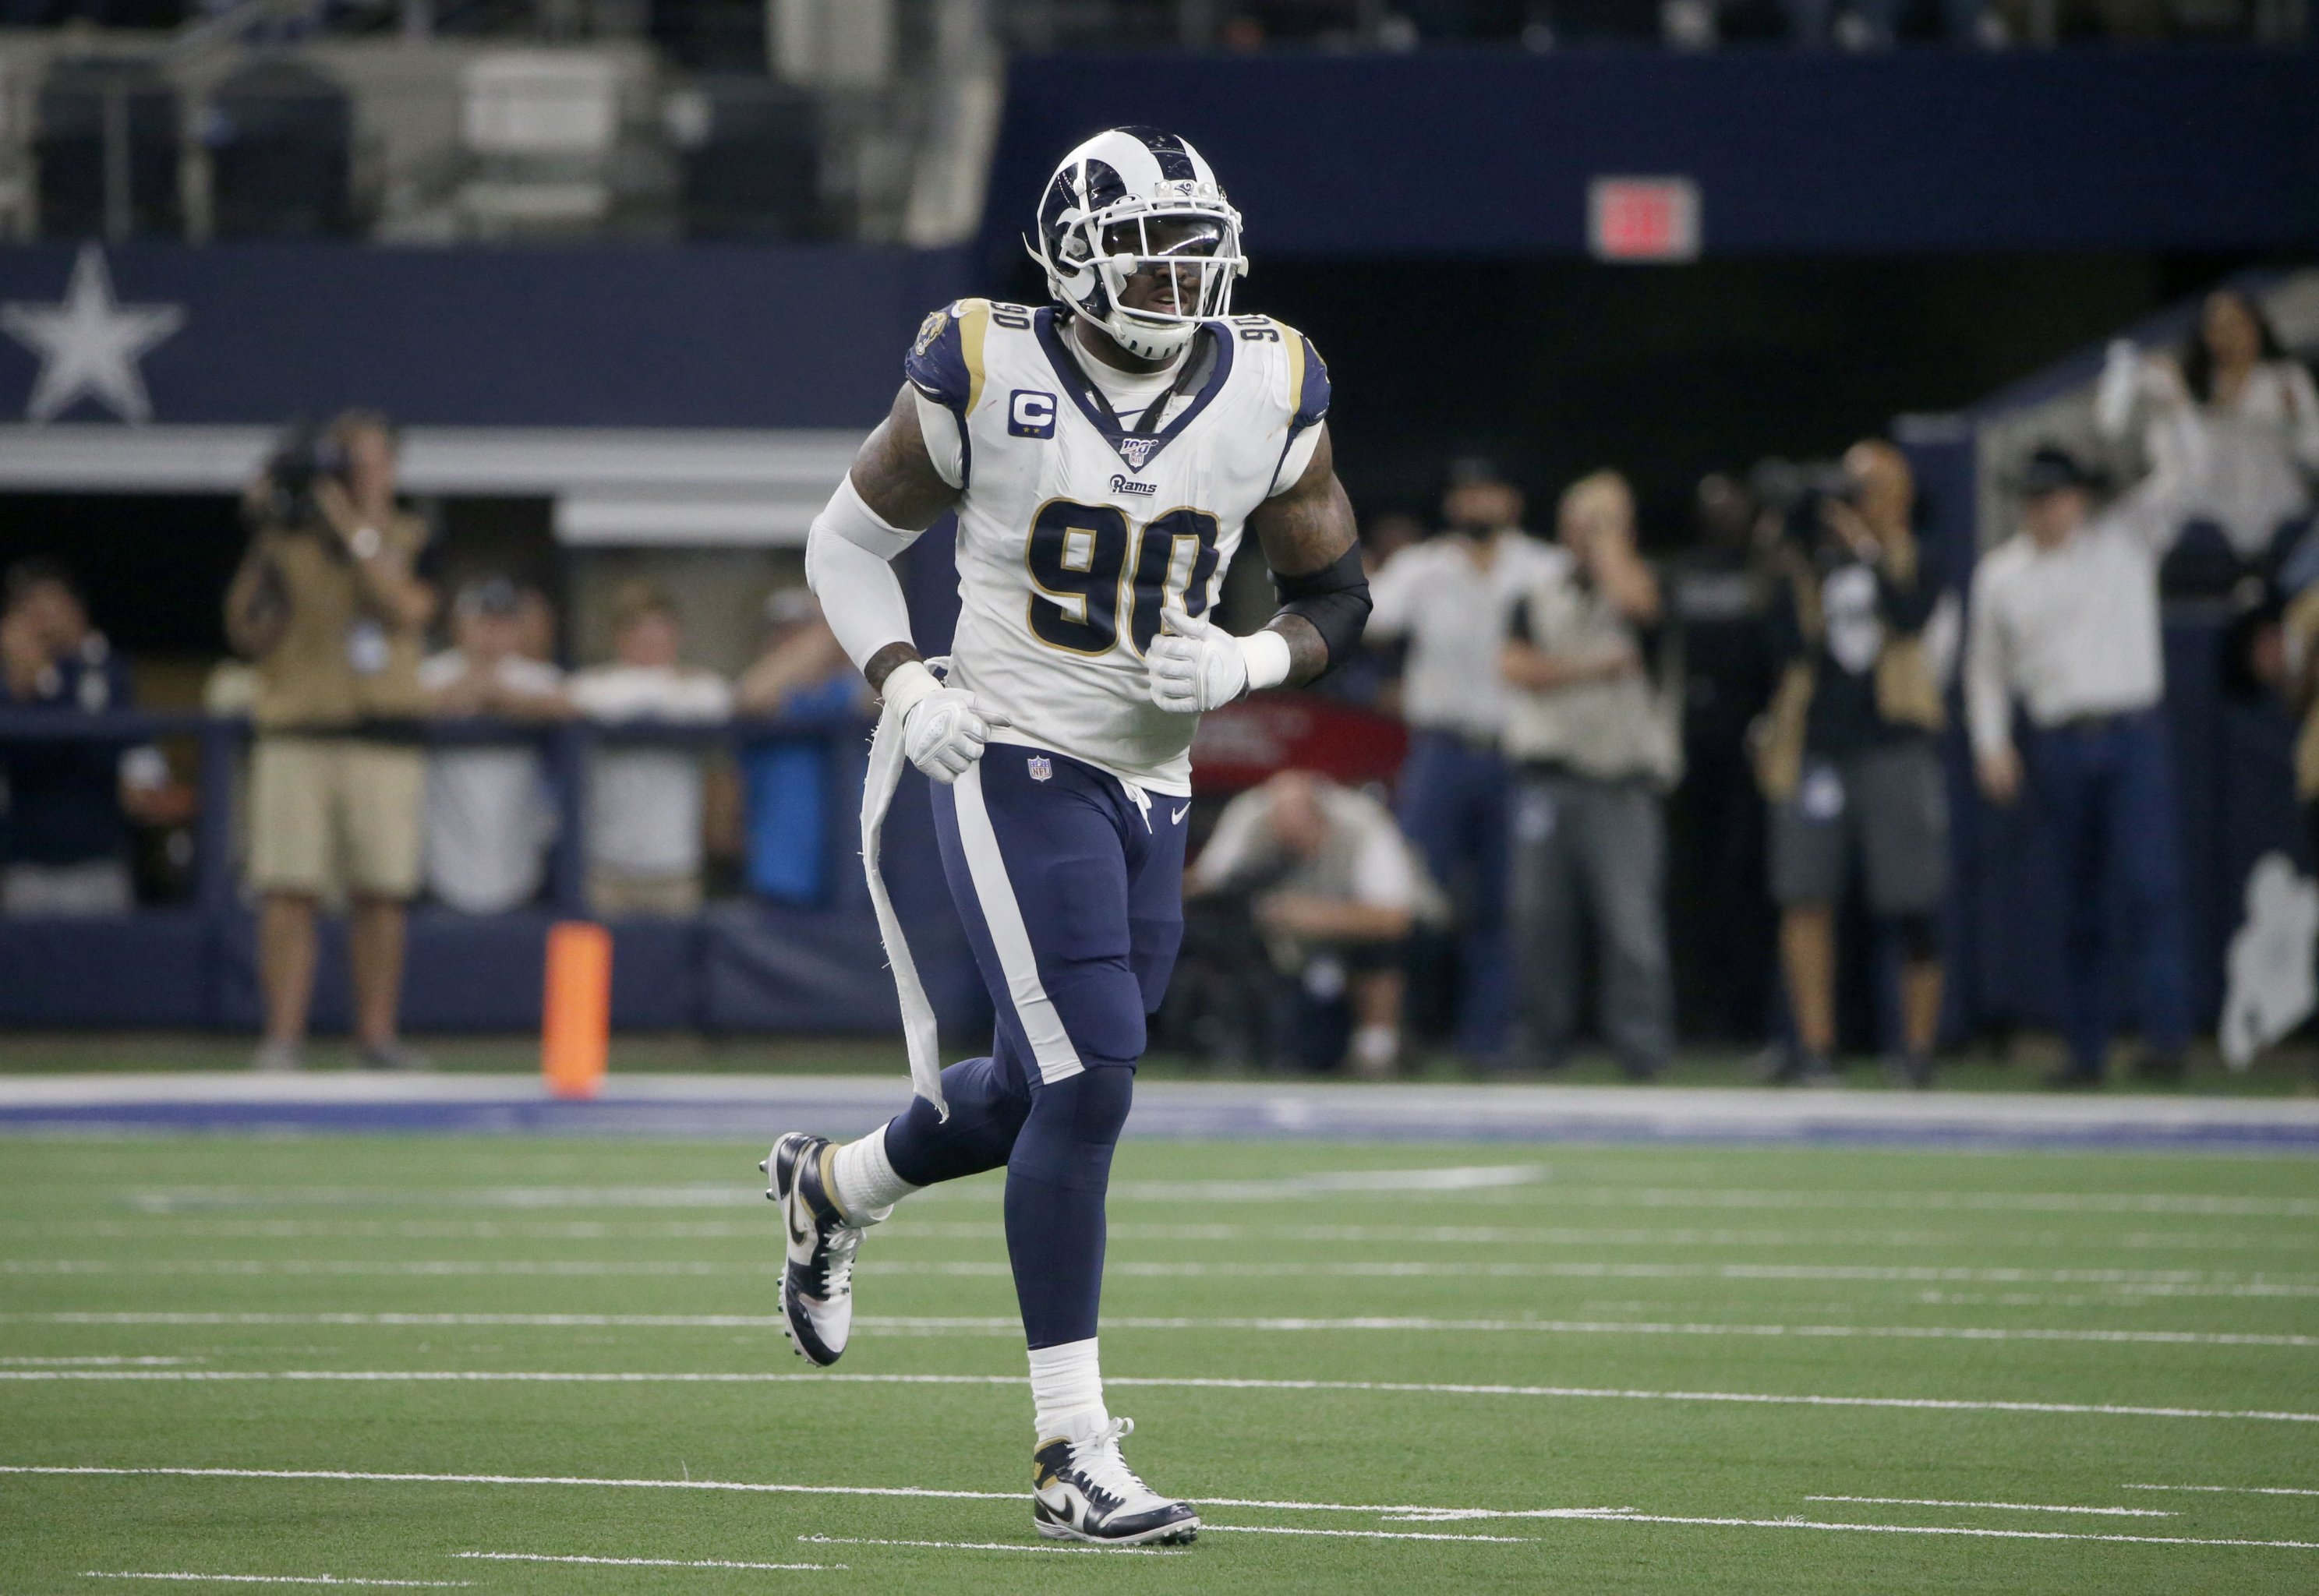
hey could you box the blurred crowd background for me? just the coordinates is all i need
[0,0,2310,1081]
[8,278,2318,1084]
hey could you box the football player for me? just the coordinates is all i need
[765,126,1368,1548]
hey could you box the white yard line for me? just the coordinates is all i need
[796,1535,1181,1557]
[0,1463,1621,1520]
[863,1315,2319,1347]
[19,1258,2314,1293]
[10,1310,2307,1349]
[113,1167,1540,1213]
[108,1182,2319,1218]
[82,1577,467,1588]
[1523,1188,2319,1219]
[23,1217,2317,1252]
[1803,1495,2174,1517]
[1200,1524,1534,1543]
[1558,1513,2319,1551]
[16,1464,1019,1501]
[1,1260,766,1277]
[2124,1484,2319,1497]
[453,1553,836,1572]
[2,1371,2313,1423]
[22,1467,2319,1552]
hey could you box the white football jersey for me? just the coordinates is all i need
[906,297,1330,796]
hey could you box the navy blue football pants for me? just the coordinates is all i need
[879,746,1187,1349]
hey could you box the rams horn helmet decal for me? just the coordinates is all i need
[1026,127,1247,364]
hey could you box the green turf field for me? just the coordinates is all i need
[1,1135,2314,1593]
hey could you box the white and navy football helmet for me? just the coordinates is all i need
[1027,126,1247,363]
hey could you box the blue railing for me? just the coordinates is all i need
[0,705,873,920]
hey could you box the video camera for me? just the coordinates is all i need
[1751,459,1858,552]
[251,420,352,533]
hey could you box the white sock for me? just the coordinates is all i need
[1027,1337,1106,1442]
[829,1123,917,1223]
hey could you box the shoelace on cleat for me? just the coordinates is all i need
[814,1223,865,1299]
[1069,1417,1163,1510]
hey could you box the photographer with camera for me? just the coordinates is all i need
[1499,470,1680,1082]
[1753,441,1948,1089]
[224,411,436,1072]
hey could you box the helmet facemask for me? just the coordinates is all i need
[1035,189,1248,364]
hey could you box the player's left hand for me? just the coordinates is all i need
[1147,606,1249,715]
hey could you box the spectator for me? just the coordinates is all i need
[513,584,559,665]
[2098,290,2319,568]
[0,560,173,914]
[1359,509,1424,577]
[1366,457,1566,1064]
[223,412,435,1072]
[1186,770,1433,1076]
[419,578,569,914]
[1755,442,1948,1088]
[734,587,867,905]
[568,581,731,916]
[1500,469,1680,1080]
[1965,445,2193,1087]
[1664,472,1779,1043]
[2281,581,2319,867]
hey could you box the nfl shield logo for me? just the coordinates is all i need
[1115,435,1161,472]
[1027,755,1053,782]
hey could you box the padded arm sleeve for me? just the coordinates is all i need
[1274,545,1372,677]
[804,474,921,673]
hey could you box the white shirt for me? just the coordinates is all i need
[1368,531,1570,739]
[1192,779,1420,910]
[2179,362,2319,556]
[2100,348,2319,558]
[418,649,565,913]
[567,664,732,878]
[1964,493,2179,758]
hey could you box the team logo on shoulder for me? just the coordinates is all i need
[911,309,949,357]
[1115,436,1162,472]
[1009,390,1057,439]
[1027,755,1053,782]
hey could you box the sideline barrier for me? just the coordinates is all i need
[0,708,982,1035]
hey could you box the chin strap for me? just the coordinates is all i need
[861,676,947,1119]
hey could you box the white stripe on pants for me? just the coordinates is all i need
[952,761,1085,1083]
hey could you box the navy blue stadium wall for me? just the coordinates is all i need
[988,48,2319,260]
[0,242,970,428]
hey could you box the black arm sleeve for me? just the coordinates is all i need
[1274,546,1373,678]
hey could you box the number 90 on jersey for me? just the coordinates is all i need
[1023,499,1222,659]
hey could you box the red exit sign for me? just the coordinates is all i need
[1589,177,1701,263]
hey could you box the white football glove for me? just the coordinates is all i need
[882,659,1007,784]
[1147,606,1292,714]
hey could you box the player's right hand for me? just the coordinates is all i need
[883,660,1009,785]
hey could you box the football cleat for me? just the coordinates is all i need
[763,1132,868,1367]
[1031,1417,1200,1547]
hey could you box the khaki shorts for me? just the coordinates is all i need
[588,867,702,918]
[247,736,425,901]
